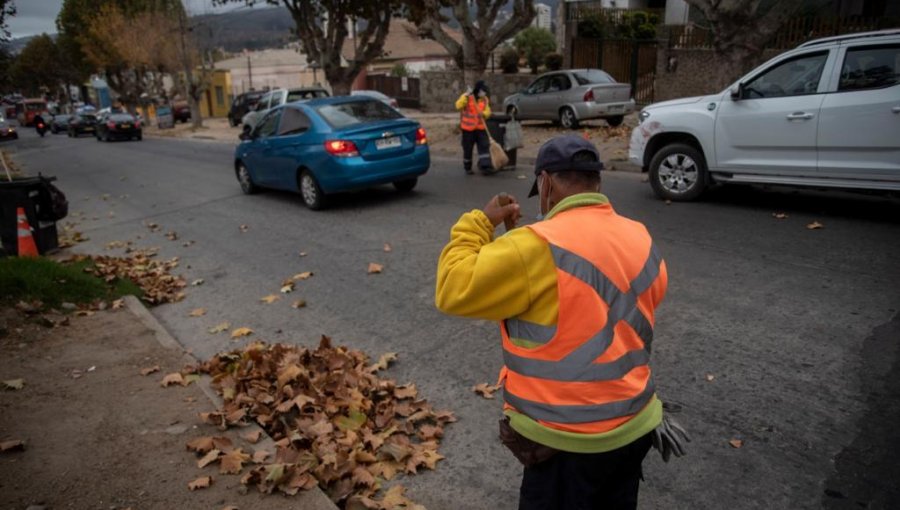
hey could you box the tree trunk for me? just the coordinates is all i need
[190,91,202,129]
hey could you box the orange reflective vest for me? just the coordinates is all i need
[500,205,667,434]
[460,96,487,131]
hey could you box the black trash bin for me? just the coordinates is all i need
[486,114,517,169]
[0,176,63,256]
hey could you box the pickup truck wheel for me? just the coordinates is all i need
[606,115,624,127]
[649,143,708,201]
[559,107,579,129]
[299,170,326,210]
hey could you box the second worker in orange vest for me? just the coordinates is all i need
[436,135,680,509]
[455,80,493,175]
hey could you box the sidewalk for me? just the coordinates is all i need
[0,298,336,510]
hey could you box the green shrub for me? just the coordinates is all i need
[500,47,520,74]
[544,52,563,71]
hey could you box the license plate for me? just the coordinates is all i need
[85,127,94,131]
[375,136,401,150]
[120,124,131,128]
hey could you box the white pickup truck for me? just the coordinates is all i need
[630,30,900,201]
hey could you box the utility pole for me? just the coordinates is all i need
[177,8,200,128]
[247,54,253,89]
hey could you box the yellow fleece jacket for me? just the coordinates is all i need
[454,94,491,124]
[435,193,662,453]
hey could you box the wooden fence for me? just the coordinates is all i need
[365,74,421,108]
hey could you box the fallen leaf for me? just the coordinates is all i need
[473,382,501,399]
[772,212,788,219]
[260,294,280,304]
[111,298,124,310]
[299,251,307,257]
[165,231,179,241]
[729,438,743,449]
[252,449,270,464]
[383,243,392,252]
[191,278,205,286]
[208,322,230,334]
[239,224,249,233]
[222,506,239,510]
[292,271,313,281]
[0,439,25,452]
[242,430,262,444]
[161,373,185,387]
[198,449,221,468]
[2,379,25,390]
[140,365,160,376]
[182,240,195,248]
[291,299,307,309]
[369,352,397,372]
[231,327,253,339]
[220,448,251,474]
[189,308,207,317]
[665,199,672,205]
[186,436,215,454]
[280,283,294,294]
[188,476,212,490]
[516,174,527,179]
[367,263,384,274]
[705,374,715,382]
[807,221,824,230]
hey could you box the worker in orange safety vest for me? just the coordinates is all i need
[435,135,689,509]
[455,80,493,175]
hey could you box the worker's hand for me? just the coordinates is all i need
[483,194,521,229]
[465,86,473,96]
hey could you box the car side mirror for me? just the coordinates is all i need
[730,84,742,100]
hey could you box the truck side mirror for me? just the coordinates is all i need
[730,84,742,100]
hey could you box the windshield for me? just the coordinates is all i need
[572,70,615,85]
[316,100,402,129]
[287,89,328,102]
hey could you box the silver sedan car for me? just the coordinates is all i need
[503,69,635,128]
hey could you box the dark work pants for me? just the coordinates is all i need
[461,129,491,171]
[518,434,652,510]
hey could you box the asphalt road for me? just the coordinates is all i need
[5,127,900,509]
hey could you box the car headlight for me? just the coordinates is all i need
[638,110,650,124]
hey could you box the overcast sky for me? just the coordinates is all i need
[6,0,250,40]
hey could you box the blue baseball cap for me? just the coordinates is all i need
[528,135,604,197]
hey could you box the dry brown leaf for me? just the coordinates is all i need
[231,327,253,339]
[369,352,397,373]
[0,439,25,452]
[140,365,160,376]
[772,212,789,219]
[220,448,251,474]
[291,299,307,309]
[260,294,280,304]
[706,374,715,382]
[191,278,205,286]
[239,224,249,233]
[729,438,744,448]
[161,373,185,387]
[186,436,215,454]
[807,221,824,230]
[111,298,125,310]
[242,430,262,444]
[2,378,24,390]
[473,382,501,399]
[383,243,392,252]
[188,476,212,490]
[208,322,230,334]
[189,308,207,317]
[367,263,384,274]
[292,271,313,281]
[252,449,270,464]
[198,449,221,468]
[280,283,294,294]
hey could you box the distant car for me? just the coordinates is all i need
[228,91,264,127]
[503,69,635,128]
[95,112,142,141]
[351,90,400,109]
[68,113,98,137]
[173,102,191,123]
[0,113,17,141]
[234,96,429,210]
[241,87,330,132]
[16,98,48,127]
[49,114,72,134]
[630,29,900,201]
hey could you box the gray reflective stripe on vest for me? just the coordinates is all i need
[503,377,656,424]
[503,243,662,382]
[17,228,32,236]
[505,319,556,345]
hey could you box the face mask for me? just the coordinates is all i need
[477,90,486,98]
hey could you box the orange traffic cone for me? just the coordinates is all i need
[16,207,38,257]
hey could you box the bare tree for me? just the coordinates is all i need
[411,0,537,84]
[684,0,829,89]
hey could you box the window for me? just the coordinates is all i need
[316,99,402,129]
[547,74,572,92]
[256,93,272,111]
[277,108,311,136]
[253,110,281,138]
[573,70,614,85]
[527,76,550,94]
[839,44,900,92]
[215,86,224,106]
[287,89,328,102]
[742,52,827,99]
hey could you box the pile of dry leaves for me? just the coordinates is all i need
[183,336,455,509]
[69,249,186,304]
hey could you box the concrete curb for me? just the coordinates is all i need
[122,295,338,510]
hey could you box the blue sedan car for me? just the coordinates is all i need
[234,96,430,209]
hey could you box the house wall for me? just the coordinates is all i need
[228,67,325,97]
[419,71,537,112]
[654,47,782,102]
[201,71,232,118]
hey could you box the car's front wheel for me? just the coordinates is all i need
[393,178,418,192]
[648,143,708,201]
[299,170,326,210]
[559,107,579,129]
[606,115,624,127]
[506,105,519,118]
[236,162,258,195]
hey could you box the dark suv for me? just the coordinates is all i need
[228,91,264,127]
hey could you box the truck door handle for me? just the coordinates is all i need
[786,112,814,120]
[892,106,900,114]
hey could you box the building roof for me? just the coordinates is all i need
[341,19,461,63]
[215,48,310,70]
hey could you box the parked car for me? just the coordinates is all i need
[503,69,635,128]
[173,102,191,123]
[234,96,429,210]
[351,90,400,109]
[228,91,264,127]
[0,113,17,141]
[630,29,900,201]
[68,113,98,137]
[49,114,72,134]
[95,112,142,141]
[241,87,330,132]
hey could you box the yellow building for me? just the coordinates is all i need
[200,69,232,118]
